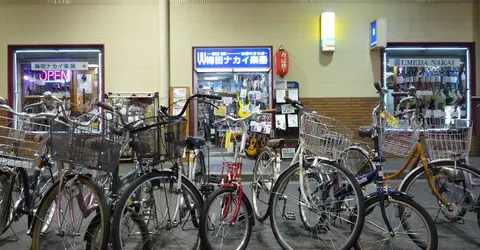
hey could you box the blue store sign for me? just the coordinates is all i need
[370,20,377,49]
[194,48,271,70]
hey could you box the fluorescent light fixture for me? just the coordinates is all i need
[88,64,99,68]
[57,49,101,53]
[426,47,468,50]
[204,77,219,81]
[466,49,470,120]
[321,12,336,52]
[15,50,58,53]
[196,68,271,73]
[384,47,426,51]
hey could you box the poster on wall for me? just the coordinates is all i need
[77,74,93,94]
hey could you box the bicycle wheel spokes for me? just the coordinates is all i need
[252,148,275,221]
[401,163,480,249]
[202,187,253,250]
[31,176,109,250]
[357,195,435,250]
[270,162,364,250]
[115,172,201,250]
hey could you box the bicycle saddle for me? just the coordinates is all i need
[180,136,206,150]
[0,97,5,105]
[266,138,284,149]
[358,126,373,138]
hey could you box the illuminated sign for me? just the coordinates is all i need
[388,58,461,67]
[194,48,271,71]
[31,62,88,71]
[38,70,71,82]
[370,20,377,49]
[321,12,336,52]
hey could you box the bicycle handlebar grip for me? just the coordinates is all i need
[284,96,302,108]
[0,97,6,105]
[96,101,114,112]
[373,82,382,92]
[204,94,222,100]
[261,109,276,114]
[391,92,408,97]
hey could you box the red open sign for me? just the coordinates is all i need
[38,70,70,82]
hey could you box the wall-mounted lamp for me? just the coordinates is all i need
[321,12,335,52]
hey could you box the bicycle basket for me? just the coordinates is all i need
[48,116,122,173]
[380,114,420,158]
[129,116,187,162]
[424,117,472,161]
[0,113,49,168]
[299,112,352,161]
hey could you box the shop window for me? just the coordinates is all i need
[383,47,471,123]
[193,47,273,153]
[11,48,103,119]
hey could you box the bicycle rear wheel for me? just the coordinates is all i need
[30,174,110,250]
[252,146,275,222]
[269,160,365,250]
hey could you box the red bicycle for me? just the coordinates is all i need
[199,109,275,250]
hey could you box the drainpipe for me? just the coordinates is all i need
[159,0,170,106]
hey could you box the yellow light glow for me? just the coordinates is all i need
[321,12,335,52]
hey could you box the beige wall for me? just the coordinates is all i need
[0,0,160,98]
[170,1,476,98]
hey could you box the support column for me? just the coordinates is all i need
[158,0,170,106]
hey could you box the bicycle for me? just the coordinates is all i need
[26,92,125,249]
[110,93,222,250]
[340,82,439,249]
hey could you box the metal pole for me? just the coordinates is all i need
[159,0,170,106]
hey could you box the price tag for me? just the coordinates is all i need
[381,111,399,127]
[224,130,231,149]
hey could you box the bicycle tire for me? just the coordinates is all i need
[252,146,275,222]
[399,160,480,234]
[30,174,110,250]
[0,169,12,235]
[199,187,254,250]
[354,194,438,250]
[269,160,365,250]
[111,170,203,250]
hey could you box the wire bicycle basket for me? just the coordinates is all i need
[129,116,187,163]
[424,117,472,161]
[380,113,420,158]
[0,113,50,168]
[299,112,353,161]
[48,112,123,173]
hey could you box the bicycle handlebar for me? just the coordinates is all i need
[212,109,275,127]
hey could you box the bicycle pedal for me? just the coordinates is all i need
[200,184,214,195]
[283,212,296,220]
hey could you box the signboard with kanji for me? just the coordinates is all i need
[194,48,271,71]
[30,62,89,71]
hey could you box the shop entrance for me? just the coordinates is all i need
[8,45,104,118]
[192,47,273,154]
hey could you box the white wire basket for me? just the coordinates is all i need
[0,113,50,169]
[424,117,472,161]
[380,115,421,158]
[300,112,353,161]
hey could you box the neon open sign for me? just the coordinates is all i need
[37,70,71,82]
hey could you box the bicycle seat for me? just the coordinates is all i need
[180,136,206,149]
[358,126,373,139]
[266,138,284,149]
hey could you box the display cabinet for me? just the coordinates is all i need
[383,45,472,124]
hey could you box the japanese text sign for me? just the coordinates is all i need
[31,62,89,71]
[194,48,271,70]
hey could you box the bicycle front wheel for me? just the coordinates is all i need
[355,194,438,250]
[111,170,203,250]
[252,146,275,222]
[199,187,254,250]
[30,174,110,250]
[269,160,365,250]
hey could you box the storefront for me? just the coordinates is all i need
[192,46,273,153]
[381,43,475,124]
[8,45,104,119]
